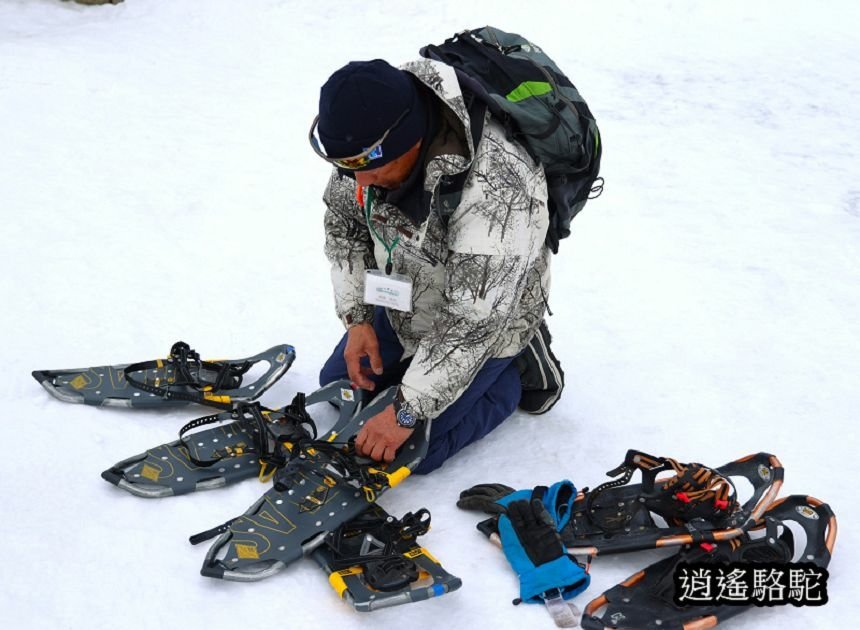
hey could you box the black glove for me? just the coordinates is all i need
[456,483,515,514]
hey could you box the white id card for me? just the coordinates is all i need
[364,270,413,312]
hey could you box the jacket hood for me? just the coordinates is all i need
[399,59,476,177]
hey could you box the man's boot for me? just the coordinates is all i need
[515,320,564,414]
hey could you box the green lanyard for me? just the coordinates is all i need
[362,186,399,275]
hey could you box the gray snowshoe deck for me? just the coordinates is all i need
[33,342,295,408]
[101,380,363,498]
[581,494,837,629]
[312,504,462,612]
[199,381,429,582]
[562,451,784,556]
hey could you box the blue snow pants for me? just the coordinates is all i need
[319,307,521,474]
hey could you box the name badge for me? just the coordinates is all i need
[364,270,413,312]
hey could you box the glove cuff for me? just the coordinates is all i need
[518,556,591,603]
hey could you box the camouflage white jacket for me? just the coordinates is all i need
[323,58,551,421]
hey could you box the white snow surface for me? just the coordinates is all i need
[2,1,858,629]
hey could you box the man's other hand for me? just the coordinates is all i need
[344,322,383,391]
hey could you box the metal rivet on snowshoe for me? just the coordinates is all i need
[177,477,184,482]
[234,464,240,468]
[276,499,283,505]
[162,456,168,460]
[248,528,255,533]
[316,521,322,526]
[218,468,225,473]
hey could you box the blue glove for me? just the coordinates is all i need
[496,481,589,603]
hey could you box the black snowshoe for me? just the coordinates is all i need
[581,494,836,629]
[195,380,429,581]
[33,341,295,409]
[312,504,462,611]
[101,387,334,498]
[460,450,783,557]
[563,450,784,556]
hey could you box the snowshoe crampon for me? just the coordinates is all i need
[581,495,836,629]
[33,341,295,409]
[563,450,784,556]
[197,380,429,581]
[101,390,325,498]
[312,504,462,611]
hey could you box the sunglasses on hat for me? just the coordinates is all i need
[308,109,410,170]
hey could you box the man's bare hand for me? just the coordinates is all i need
[355,403,413,463]
[344,322,383,391]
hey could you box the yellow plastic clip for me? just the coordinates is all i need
[368,466,411,489]
[329,567,362,597]
[385,467,411,488]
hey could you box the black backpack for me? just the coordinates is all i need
[420,27,603,253]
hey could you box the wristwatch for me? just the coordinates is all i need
[393,390,421,429]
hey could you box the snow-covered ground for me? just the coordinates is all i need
[2,1,858,628]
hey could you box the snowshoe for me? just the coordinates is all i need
[460,450,783,558]
[562,450,784,556]
[581,494,837,629]
[196,380,429,581]
[33,341,295,409]
[100,381,356,498]
[312,504,462,611]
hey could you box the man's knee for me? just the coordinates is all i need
[412,361,520,474]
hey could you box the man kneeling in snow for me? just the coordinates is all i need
[310,58,563,473]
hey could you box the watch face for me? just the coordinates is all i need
[396,408,417,428]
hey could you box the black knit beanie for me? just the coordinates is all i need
[317,59,426,169]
